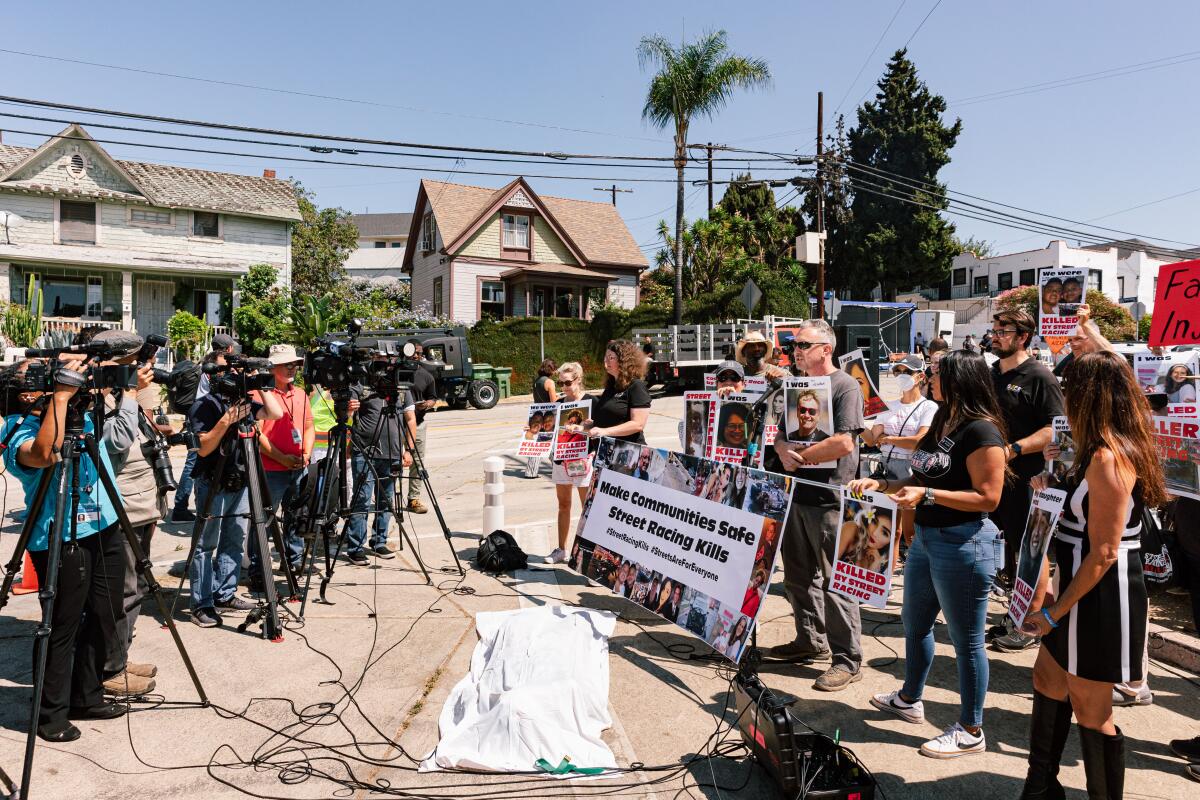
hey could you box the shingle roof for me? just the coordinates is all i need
[421,179,647,268]
[348,212,413,238]
[0,131,301,222]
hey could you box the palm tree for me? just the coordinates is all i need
[638,30,771,325]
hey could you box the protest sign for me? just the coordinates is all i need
[682,391,715,458]
[712,392,756,465]
[1009,489,1067,627]
[515,402,558,458]
[551,399,591,461]
[1148,260,1200,347]
[838,349,887,418]
[744,375,770,394]
[570,438,792,663]
[762,386,785,447]
[829,490,897,609]
[1134,350,1199,416]
[783,377,835,467]
[1038,268,1086,353]
[1153,415,1200,500]
[1048,416,1075,481]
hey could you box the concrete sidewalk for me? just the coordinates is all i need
[1,396,1198,799]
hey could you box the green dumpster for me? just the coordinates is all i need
[492,367,513,399]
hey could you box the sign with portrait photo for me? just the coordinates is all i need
[829,489,897,609]
[551,399,592,461]
[783,377,835,468]
[682,391,716,458]
[712,392,755,465]
[1048,416,1075,481]
[515,402,558,458]
[1038,268,1086,353]
[837,349,887,418]
[570,439,793,663]
[1009,489,1067,627]
[1134,350,1199,417]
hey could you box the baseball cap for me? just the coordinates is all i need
[268,344,303,365]
[892,354,925,372]
[212,333,239,352]
[715,360,745,380]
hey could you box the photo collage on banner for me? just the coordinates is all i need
[837,349,887,418]
[515,402,558,458]
[1152,415,1200,501]
[1134,350,1199,417]
[1009,489,1068,626]
[1048,416,1075,482]
[1038,268,1086,354]
[829,489,898,609]
[783,376,835,467]
[551,399,592,462]
[569,437,793,663]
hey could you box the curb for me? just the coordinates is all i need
[1149,622,1200,674]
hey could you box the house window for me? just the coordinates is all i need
[390,241,403,248]
[502,214,530,249]
[997,273,1013,292]
[1019,268,1035,287]
[44,277,86,317]
[432,276,443,317]
[130,207,172,226]
[192,211,220,238]
[531,287,546,317]
[973,276,989,295]
[1087,268,1102,295]
[374,241,387,249]
[553,287,578,318]
[952,268,967,286]
[420,214,437,252]
[1118,276,1127,299]
[86,276,103,318]
[59,200,96,244]
[480,281,505,320]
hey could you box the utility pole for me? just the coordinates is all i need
[594,184,633,206]
[707,142,714,211]
[815,91,826,321]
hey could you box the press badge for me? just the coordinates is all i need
[292,429,302,446]
[565,459,589,477]
[75,501,101,526]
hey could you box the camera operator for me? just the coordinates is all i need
[346,358,416,565]
[172,333,238,523]
[404,338,437,514]
[186,351,283,628]
[247,344,313,586]
[3,357,128,742]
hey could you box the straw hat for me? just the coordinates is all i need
[735,331,774,364]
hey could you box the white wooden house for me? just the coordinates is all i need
[0,124,300,340]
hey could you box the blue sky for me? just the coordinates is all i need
[4,1,1199,259]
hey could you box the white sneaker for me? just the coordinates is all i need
[870,690,925,724]
[920,722,985,758]
[548,548,567,564]
[1112,683,1153,706]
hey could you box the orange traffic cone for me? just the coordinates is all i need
[13,551,39,595]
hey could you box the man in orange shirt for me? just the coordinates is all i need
[249,344,315,589]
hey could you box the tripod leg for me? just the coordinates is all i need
[84,436,209,704]
[403,422,464,575]
[166,446,230,622]
[0,468,55,612]
[395,517,431,585]
[240,432,282,641]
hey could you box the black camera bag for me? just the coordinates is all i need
[475,530,527,574]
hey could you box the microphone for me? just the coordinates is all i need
[25,330,144,359]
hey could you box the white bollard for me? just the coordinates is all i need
[482,456,505,536]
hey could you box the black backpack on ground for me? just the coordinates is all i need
[166,360,203,415]
[475,530,528,574]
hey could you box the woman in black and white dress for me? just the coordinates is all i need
[1017,351,1168,800]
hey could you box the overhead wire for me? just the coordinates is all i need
[832,0,909,116]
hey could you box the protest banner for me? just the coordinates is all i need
[783,377,835,467]
[551,399,591,461]
[1048,416,1075,481]
[1134,350,1199,416]
[682,391,715,458]
[712,392,756,465]
[1038,268,1086,354]
[1148,259,1200,347]
[838,349,887,418]
[829,490,897,609]
[515,402,558,458]
[1009,489,1068,627]
[1153,414,1200,500]
[570,438,792,663]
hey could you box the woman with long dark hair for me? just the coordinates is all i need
[849,350,1007,758]
[585,340,650,445]
[1017,351,1168,799]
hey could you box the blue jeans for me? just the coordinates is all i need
[901,518,1001,729]
[347,454,397,554]
[247,468,305,578]
[189,477,249,610]
[175,449,198,508]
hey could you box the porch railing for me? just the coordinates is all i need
[41,317,123,336]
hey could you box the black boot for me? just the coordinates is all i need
[1079,726,1125,800]
[1020,691,1073,799]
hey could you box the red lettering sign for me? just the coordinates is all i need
[1149,260,1200,347]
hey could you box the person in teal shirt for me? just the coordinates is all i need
[3,358,127,743]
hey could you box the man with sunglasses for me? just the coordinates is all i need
[767,319,865,692]
[250,344,314,585]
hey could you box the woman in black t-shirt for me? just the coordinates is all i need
[585,340,651,445]
[849,350,1006,759]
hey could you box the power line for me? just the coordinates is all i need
[0,47,665,144]
[833,0,908,116]
[902,0,943,49]
[995,185,1200,249]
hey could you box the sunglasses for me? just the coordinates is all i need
[796,406,818,416]
[717,373,740,382]
[791,341,824,351]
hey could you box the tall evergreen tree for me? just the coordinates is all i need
[845,49,961,300]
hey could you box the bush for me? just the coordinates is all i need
[167,310,209,360]
[234,265,292,355]
[1138,313,1153,341]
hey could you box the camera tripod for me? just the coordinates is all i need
[0,388,208,800]
[168,405,300,642]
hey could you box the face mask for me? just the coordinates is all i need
[896,374,917,392]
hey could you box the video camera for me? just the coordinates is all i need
[203,354,276,401]
[304,319,420,398]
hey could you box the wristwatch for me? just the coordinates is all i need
[921,487,936,506]
[1010,442,1023,457]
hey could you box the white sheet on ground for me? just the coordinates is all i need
[420,604,619,773]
